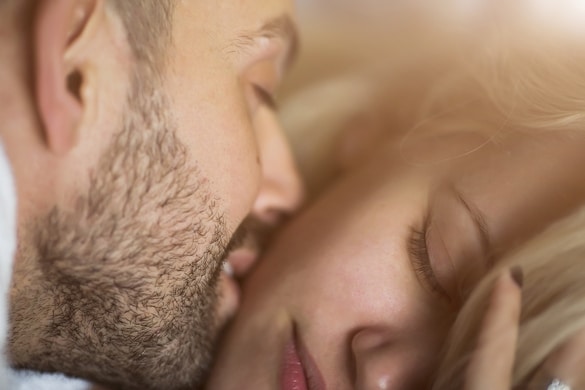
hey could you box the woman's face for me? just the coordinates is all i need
[206,130,585,390]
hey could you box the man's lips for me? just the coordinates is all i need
[217,216,273,329]
[225,247,259,278]
[281,327,326,390]
[216,247,260,324]
[215,271,240,326]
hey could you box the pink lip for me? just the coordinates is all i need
[280,329,326,390]
[281,339,307,390]
[216,248,260,325]
[225,248,259,277]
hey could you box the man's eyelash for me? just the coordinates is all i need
[253,85,278,110]
[408,225,452,303]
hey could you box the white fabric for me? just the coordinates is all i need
[9,371,92,390]
[0,143,91,390]
[0,142,17,390]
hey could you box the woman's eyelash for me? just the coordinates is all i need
[408,226,452,303]
[253,85,278,110]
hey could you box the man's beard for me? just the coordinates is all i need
[9,77,230,390]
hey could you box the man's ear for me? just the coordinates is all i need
[34,0,101,155]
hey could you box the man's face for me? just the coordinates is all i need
[9,1,301,389]
[165,0,299,233]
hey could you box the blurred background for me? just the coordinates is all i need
[281,1,477,198]
[281,0,585,198]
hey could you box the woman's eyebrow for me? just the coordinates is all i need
[228,15,300,68]
[451,186,493,267]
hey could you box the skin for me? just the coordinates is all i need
[0,0,302,389]
[206,127,585,389]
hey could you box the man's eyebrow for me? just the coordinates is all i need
[229,15,300,68]
[451,186,493,267]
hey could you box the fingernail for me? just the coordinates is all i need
[510,266,524,288]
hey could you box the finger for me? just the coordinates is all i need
[527,325,585,389]
[464,268,523,390]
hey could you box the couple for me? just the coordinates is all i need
[0,1,584,390]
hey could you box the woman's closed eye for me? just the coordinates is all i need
[408,221,453,304]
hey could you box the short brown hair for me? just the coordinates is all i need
[2,1,175,71]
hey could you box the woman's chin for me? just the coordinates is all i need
[205,308,293,390]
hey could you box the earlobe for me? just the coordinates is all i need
[33,0,99,155]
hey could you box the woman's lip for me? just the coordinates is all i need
[281,338,307,390]
[280,327,326,390]
[296,335,326,390]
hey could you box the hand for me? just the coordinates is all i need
[465,269,585,390]
[464,269,522,390]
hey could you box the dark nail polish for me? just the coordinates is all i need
[510,266,524,288]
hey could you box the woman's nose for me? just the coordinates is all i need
[352,328,430,390]
[352,328,395,390]
[352,327,427,390]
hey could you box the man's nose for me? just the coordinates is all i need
[253,113,305,225]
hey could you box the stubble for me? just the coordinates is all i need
[10,75,229,390]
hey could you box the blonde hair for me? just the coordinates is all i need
[409,12,585,142]
[283,1,585,190]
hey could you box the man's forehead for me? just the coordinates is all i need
[170,1,299,68]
